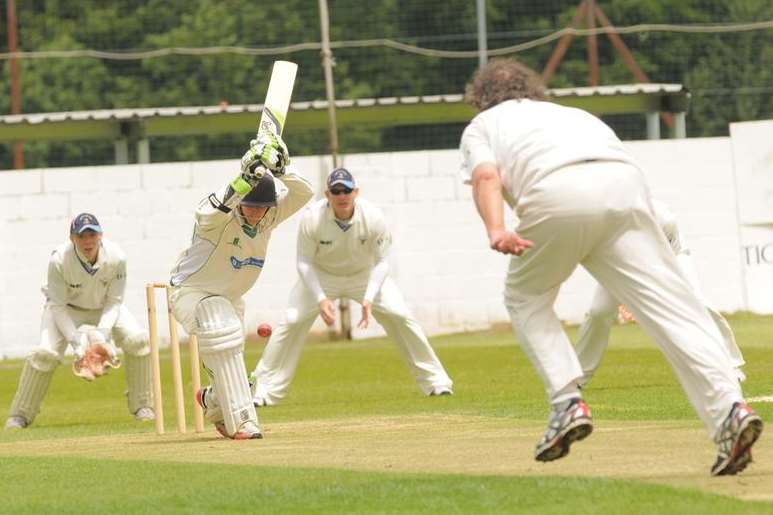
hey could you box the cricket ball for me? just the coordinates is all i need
[257,323,272,338]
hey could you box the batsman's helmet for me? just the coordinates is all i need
[241,174,277,207]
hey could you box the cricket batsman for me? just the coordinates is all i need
[169,133,313,439]
[5,213,154,429]
[575,199,746,385]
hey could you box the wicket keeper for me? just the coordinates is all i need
[5,213,154,429]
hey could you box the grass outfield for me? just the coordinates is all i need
[0,313,771,514]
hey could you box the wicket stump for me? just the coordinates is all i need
[146,283,205,435]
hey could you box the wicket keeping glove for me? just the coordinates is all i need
[71,326,120,381]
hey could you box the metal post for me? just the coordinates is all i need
[671,112,686,138]
[645,112,660,140]
[137,138,150,164]
[476,0,488,67]
[7,0,24,169]
[114,139,129,164]
[318,0,351,340]
[318,0,340,168]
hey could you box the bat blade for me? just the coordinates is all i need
[258,60,298,137]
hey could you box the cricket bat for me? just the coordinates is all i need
[258,60,298,137]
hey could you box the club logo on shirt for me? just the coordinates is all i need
[68,283,82,289]
[228,237,242,249]
[230,256,265,270]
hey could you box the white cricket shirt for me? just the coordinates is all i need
[170,171,313,301]
[460,99,638,212]
[43,238,128,339]
[297,198,391,277]
[43,238,127,310]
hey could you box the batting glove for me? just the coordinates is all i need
[242,133,289,177]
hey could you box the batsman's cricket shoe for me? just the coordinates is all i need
[196,387,262,439]
[535,398,593,462]
[4,415,29,430]
[231,420,263,440]
[711,402,763,476]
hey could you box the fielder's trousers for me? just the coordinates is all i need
[503,160,742,439]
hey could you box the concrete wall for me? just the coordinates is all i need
[0,133,767,359]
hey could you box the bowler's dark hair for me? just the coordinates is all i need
[464,58,546,111]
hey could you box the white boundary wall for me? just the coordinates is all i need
[1,121,771,359]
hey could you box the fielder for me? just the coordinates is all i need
[170,134,312,439]
[460,58,762,475]
[251,168,453,406]
[5,213,154,429]
[575,199,746,385]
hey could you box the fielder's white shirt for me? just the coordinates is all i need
[43,238,127,340]
[298,198,391,275]
[170,170,313,302]
[460,99,638,213]
[297,198,391,301]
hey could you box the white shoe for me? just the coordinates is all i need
[5,415,28,429]
[133,407,156,422]
[231,420,263,440]
[429,386,453,396]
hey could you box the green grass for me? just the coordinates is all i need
[0,313,771,513]
[1,457,769,515]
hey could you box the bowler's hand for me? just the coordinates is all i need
[489,229,533,256]
[358,300,372,329]
[319,298,336,326]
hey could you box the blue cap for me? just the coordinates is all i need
[327,168,356,190]
[70,213,102,235]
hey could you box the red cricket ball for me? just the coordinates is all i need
[257,323,272,338]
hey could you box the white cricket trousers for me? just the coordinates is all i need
[504,160,743,439]
[254,273,453,403]
[9,304,150,423]
[575,273,746,383]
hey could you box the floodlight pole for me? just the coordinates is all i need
[318,0,352,340]
[318,0,340,169]
[7,0,24,169]
[476,0,488,67]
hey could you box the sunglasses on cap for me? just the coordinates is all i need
[329,186,354,196]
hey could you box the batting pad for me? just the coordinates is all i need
[124,353,153,414]
[202,349,258,436]
[9,361,55,423]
